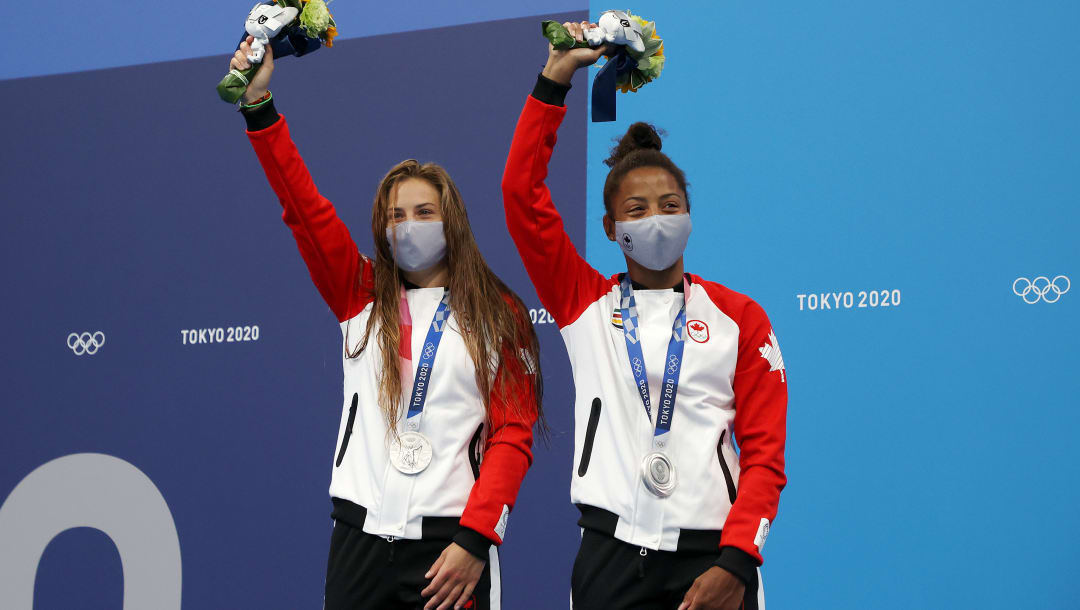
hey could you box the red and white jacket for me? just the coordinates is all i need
[501,88,787,579]
[246,108,536,557]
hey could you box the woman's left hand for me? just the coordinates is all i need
[421,542,486,610]
[677,566,746,610]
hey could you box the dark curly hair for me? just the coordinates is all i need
[602,122,690,215]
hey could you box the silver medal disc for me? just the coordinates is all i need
[389,431,433,474]
[641,452,677,497]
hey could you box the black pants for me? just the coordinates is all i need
[324,519,497,610]
[571,529,760,610]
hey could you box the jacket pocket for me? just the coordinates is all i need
[717,430,738,504]
[335,393,359,468]
[577,398,602,477]
[468,423,484,480]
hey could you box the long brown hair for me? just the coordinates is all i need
[349,159,545,437]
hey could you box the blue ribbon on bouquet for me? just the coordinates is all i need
[591,50,636,122]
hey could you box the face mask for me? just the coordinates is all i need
[614,213,692,271]
[385,221,447,272]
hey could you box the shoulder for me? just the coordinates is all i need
[690,274,771,327]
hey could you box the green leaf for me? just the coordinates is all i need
[542,20,588,50]
[642,36,663,57]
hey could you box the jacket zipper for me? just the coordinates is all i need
[717,430,738,504]
[335,393,359,467]
[578,398,603,477]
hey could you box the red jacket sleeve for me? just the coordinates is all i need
[501,95,613,328]
[718,299,788,570]
[247,115,374,321]
[456,340,538,553]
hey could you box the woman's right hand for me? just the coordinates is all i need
[229,35,274,104]
[541,21,610,86]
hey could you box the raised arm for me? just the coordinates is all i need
[501,22,614,328]
[232,37,373,321]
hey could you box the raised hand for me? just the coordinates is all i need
[541,21,610,86]
[228,35,274,104]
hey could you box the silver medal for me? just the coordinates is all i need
[641,452,677,497]
[389,431,433,474]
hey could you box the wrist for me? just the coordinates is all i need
[452,526,493,560]
[541,58,576,86]
[242,88,269,105]
[713,546,759,589]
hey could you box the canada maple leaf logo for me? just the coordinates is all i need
[686,320,709,343]
[758,330,785,382]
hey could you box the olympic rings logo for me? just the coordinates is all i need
[67,332,105,356]
[632,357,643,376]
[1013,276,1070,304]
[422,342,436,359]
[666,355,679,375]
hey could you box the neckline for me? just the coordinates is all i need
[627,274,686,293]
[403,280,446,292]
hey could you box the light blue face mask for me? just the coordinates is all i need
[385,221,447,272]
[614,213,692,271]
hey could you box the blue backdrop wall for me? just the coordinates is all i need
[583,2,1079,608]
[1,2,1077,609]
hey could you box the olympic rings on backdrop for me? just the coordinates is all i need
[68,332,105,355]
[632,357,643,376]
[1013,276,1070,304]
[422,342,436,359]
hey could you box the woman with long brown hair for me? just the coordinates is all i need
[229,38,542,610]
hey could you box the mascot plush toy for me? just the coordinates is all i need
[582,10,645,53]
[244,3,300,63]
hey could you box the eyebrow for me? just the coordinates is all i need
[621,193,684,205]
[392,202,437,211]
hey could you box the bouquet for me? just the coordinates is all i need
[216,0,339,104]
[543,10,664,93]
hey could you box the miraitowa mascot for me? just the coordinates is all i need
[583,10,645,53]
[244,3,299,62]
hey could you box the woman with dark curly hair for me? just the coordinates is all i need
[502,20,788,610]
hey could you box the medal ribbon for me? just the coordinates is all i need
[404,290,451,429]
[619,275,687,450]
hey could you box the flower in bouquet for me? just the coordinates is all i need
[298,0,337,45]
[614,13,664,93]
